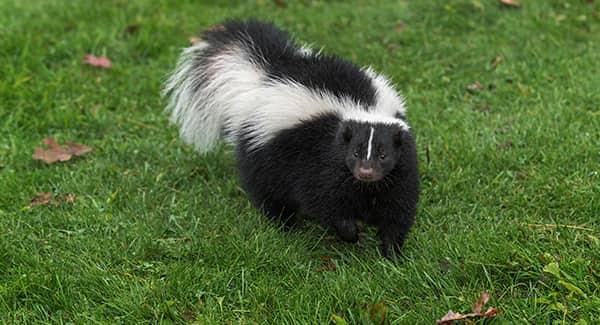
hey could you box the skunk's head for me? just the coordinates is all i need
[337,120,412,183]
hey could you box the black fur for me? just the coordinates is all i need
[173,20,420,257]
[237,114,419,257]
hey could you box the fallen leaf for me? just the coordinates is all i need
[315,256,337,272]
[189,36,202,45]
[63,193,76,203]
[438,308,498,324]
[486,307,498,317]
[64,141,92,156]
[84,54,112,68]
[32,137,92,164]
[123,24,140,35]
[466,81,483,93]
[31,192,53,206]
[273,0,286,7]
[437,292,498,324]
[472,292,490,314]
[32,138,71,163]
[438,310,464,324]
[500,0,520,7]
[30,192,76,207]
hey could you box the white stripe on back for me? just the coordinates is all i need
[164,41,409,153]
[367,127,375,160]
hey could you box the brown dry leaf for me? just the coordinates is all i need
[63,193,76,203]
[500,0,520,7]
[438,310,466,324]
[84,54,112,68]
[315,256,337,272]
[33,138,71,163]
[484,307,498,317]
[64,141,92,156]
[31,192,53,206]
[30,192,77,207]
[32,137,92,164]
[438,307,498,324]
[437,292,498,324]
[466,81,483,93]
[472,292,490,314]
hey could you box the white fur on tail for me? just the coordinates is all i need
[163,42,408,153]
[163,41,222,152]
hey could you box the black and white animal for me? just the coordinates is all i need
[163,20,419,257]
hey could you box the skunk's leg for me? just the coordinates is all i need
[332,217,359,243]
[374,201,415,258]
[378,225,407,258]
[304,202,359,242]
[260,198,298,229]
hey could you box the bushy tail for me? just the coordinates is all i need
[162,41,223,153]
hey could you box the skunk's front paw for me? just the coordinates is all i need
[379,228,406,258]
[333,219,359,243]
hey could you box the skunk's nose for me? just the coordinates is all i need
[358,167,374,180]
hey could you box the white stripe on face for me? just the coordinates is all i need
[367,127,375,160]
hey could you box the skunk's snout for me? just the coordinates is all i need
[357,167,374,180]
[353,161,382,182]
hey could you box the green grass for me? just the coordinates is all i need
[1,0,599,323]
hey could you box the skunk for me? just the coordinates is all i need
[163,20,419,257]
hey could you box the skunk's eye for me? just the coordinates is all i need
[353,150,359,157]
[379,154,386,160]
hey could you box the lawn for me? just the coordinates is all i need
[1,0,599,323]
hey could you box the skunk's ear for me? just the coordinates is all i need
[393,130,403,147]
[342,124,353,142]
